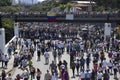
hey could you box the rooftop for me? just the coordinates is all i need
[71,1,96,4]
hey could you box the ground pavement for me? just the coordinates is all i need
[0,39,119,80]
[0,55,14,78]
[11,48,119,80]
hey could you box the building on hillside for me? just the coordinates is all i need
[70,1,96,11]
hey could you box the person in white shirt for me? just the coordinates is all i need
[79,70,85,80]
[97,71,103,80]
[102,59,107,71]
[44,50,49,65]
[14,52,19,59]
[51,72,57,80]
[22,69,29,80]
[107,60,113,74]
[4,55,9,68]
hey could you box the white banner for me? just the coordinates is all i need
[104,23,111,36]
[66,14,74,20]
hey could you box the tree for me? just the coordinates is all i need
[59,4,66,10]
[95,6,105,11]
[0,6,22,12]
[66,3,73,9]
[0,0,11,6]
[2,18,14,43]
[95,0,120,9]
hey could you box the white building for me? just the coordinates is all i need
[70,1,96,11]
[12,0,38,5]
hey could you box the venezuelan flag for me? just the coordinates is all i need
[47,13,56,22]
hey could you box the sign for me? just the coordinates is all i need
[66,14,74,20]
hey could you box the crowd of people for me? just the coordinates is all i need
[19,23,79,40]
[2,10,119,17]
[0,22,120,80]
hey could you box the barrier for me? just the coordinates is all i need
[4,36,16,54]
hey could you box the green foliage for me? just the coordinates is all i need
[66,3,73,9]
[95,6,105,11]
[40,0,120,11]
[0,6,22,12]
[29,5,42,11]
[2,18,14,43]
[0,0,120,12]
[59,4,66,10]
[28,0,60,12]
[0,0,11,6]
[96,0,120,10]
[28,5,51,12]
[59,0,70,4]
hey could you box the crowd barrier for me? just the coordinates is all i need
[4,36,16,54]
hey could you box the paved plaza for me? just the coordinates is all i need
[0,23,120,80]
[0,42,119,80]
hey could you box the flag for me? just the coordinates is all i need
[47,13,56,22]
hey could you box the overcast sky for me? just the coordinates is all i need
[38,0,45,2]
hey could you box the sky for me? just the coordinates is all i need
[38,0,45,2]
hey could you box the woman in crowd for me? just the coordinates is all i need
[36,68,42,80]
